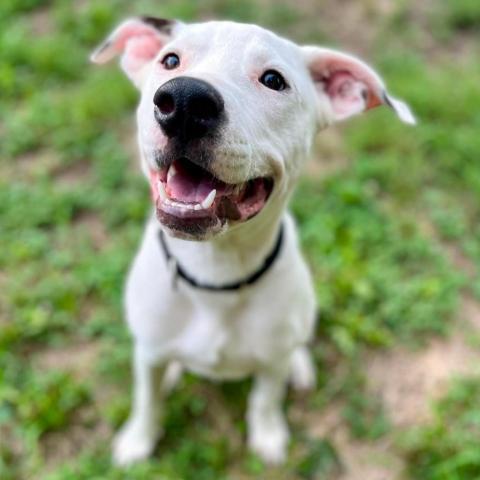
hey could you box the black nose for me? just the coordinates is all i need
[153,76,225,141]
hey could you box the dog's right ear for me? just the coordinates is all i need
[302,46,416,126]
[90,17,181,87]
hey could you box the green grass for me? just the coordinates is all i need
[292,175,462,354]
[443,0,480,31]
[1,0,480,478]
[403,376,480,480]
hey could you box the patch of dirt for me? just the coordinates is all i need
[462,295,480,331]
[291,0,396,55]
[74,211,109,250]
[367,325,480,428]
[336,435,404,480]
[42,406,112,471]
[444,242,477,279]
[16,150,42,171]
[30,6,54,36]
[35,341,101,381]
[54,160,91,187]
[203,389,244,449]
[437,32,480,65]
[300,403,405,480]
[9,150,60,179]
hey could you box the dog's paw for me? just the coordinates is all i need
[248,416,289,465]
[112,420,162,467]
[162,360,183,393]
[290,347,316,392]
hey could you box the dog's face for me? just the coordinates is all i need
[92,18,414,240]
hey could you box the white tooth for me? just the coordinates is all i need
[167,164,177,183]
[157,181,167,201]
[201,189,216,209]
[194,204,202,211]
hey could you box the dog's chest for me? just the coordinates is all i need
[172,299,269,379]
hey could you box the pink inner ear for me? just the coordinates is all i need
[103,21,166,79]
[112,22,160,54]
[123,34,164,73]
[305,48,415,124]
[324,70,371,120]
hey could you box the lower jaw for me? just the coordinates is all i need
[156,208,223,239]
[155,192,274,238]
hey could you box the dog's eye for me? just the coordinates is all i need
[161,53,180,70]
[259,70,287,91]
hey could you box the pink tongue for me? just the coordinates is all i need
[164,159,231,203]
[166,166,219,203]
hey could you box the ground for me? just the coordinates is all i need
[1,1,480,479]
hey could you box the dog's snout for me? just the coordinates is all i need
[153,76,225,141]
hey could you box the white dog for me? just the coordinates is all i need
[91,17,414,466]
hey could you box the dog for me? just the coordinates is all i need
[91,17,415,466]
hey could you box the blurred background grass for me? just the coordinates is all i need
[0,1,479,479]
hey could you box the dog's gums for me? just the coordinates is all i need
[150,157,273,232]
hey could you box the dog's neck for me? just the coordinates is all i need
[162,209,284,286]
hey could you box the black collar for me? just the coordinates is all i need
[158,226,284,292]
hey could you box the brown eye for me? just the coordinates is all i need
[161,53,180,70]
[260,70,287,91]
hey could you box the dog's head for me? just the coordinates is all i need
[92,18,415,240]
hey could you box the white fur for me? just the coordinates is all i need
[91,19,414,466]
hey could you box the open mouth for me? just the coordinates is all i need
[150,158,273,234]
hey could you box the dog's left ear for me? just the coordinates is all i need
[303,46,416,125]
[90,16,181,87]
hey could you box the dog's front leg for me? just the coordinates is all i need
[247,363,290,465]
[113,343,167,466]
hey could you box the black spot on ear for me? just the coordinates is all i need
[382,90,393,107]
[95,40,111,55]
[141,16,173,34]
